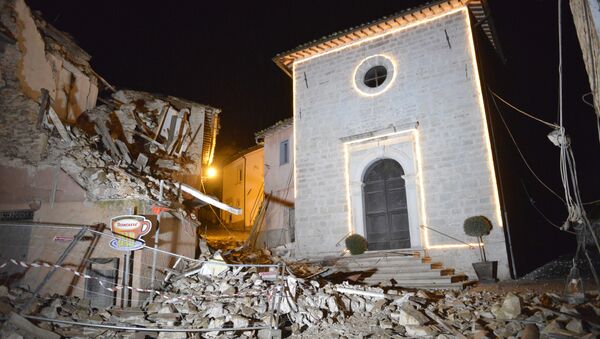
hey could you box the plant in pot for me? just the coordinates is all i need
[463,215,498,283]
[345,234,368,255]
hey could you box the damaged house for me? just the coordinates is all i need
[273,0,515,280]
[254,118,295,248]
[0,0,225,304]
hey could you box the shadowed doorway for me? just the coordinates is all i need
[363,159,410,250]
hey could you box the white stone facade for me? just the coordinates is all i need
[292,8,510,279]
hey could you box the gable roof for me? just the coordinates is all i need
[273,0,502,76]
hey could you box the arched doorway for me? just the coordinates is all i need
[363,159,411,250]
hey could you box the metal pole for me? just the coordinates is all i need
[150,180,164,291]
[23,315,271,332]
[19,226,88,314]
[122,251,131,307]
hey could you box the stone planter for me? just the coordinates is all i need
[472,261,498,283]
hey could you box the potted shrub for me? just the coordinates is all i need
[463,216,498,283]
[345,234,368,255]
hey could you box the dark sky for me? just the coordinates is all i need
[26,0,599,195]
[26,0,600,273]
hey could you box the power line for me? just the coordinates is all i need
[488,89,559,129]
[489,92,567,203]
[520,180,576,235]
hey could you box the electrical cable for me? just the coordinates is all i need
[488,89,600,207]
[489,92,566,203]
[520,180,576,234]
[488,89,559,128]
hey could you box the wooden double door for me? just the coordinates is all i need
[363,159,411,250]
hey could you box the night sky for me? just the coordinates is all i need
[27,0,600,271]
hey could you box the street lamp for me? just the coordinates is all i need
[205,166,217,179]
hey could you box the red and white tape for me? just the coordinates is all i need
[0,259,273,302]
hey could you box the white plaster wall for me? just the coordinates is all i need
[221,148,264,228]
[293,9,509,279]
[260,125,295,247]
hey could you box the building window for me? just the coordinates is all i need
[364,65,387,88]
[353,54,396,96]
[280,140,289,165]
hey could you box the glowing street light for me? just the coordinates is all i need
[205,166,217,179]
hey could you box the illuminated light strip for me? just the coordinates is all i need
[294,7,465,66]
[292,63,298,199]
[352,54,398,97]
[343,143,353,234]
[344,128,415,145]
[464,9,504,227]
[427,243,482,249]
[342,128,426,241]
[413,129,430,248]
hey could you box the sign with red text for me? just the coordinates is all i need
[109,215,152,251]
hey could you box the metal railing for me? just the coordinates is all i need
[0,221,285,333]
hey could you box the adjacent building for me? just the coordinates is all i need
[0,0,222,305]
[255,118,295,247]
[221,146,264,230]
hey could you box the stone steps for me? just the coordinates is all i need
[332,252,468,289]
[335,261,442,270]
[363,273,467,284]
[362,280,477,290]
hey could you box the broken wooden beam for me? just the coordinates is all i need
[178,183,242,215]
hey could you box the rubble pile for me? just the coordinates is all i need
[1,266,599,338]
[39,89,222,220]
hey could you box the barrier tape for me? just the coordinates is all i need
[0,259,274,302]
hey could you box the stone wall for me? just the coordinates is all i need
[0,0,98,166]
[292,9,509,279]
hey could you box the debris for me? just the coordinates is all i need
[8,313,60,339]
[424,308,467,339]
[492,292,521,320]
[47,107,72,144]
[521,324,540,339]
[396,303,430,326]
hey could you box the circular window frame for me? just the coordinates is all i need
[353,54,396,97]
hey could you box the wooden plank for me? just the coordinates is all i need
[385,19,399,28]
[153,104,170,140]
[424,309,468,339]
[47,106,72,143]
[421,7,434,16]
[431,4,444,14]
[413,11,426,20]
[36,88,50,129]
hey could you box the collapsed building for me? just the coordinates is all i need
[0,0,229,304]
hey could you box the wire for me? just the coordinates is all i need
[520,181,576,234]
[489,91,600,206]
[488,89,559,128]
[489,93,566,203]
[582,92,594,107]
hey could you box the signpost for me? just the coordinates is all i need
[110,214,152,307]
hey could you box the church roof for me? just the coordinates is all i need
[274,0,502,76]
